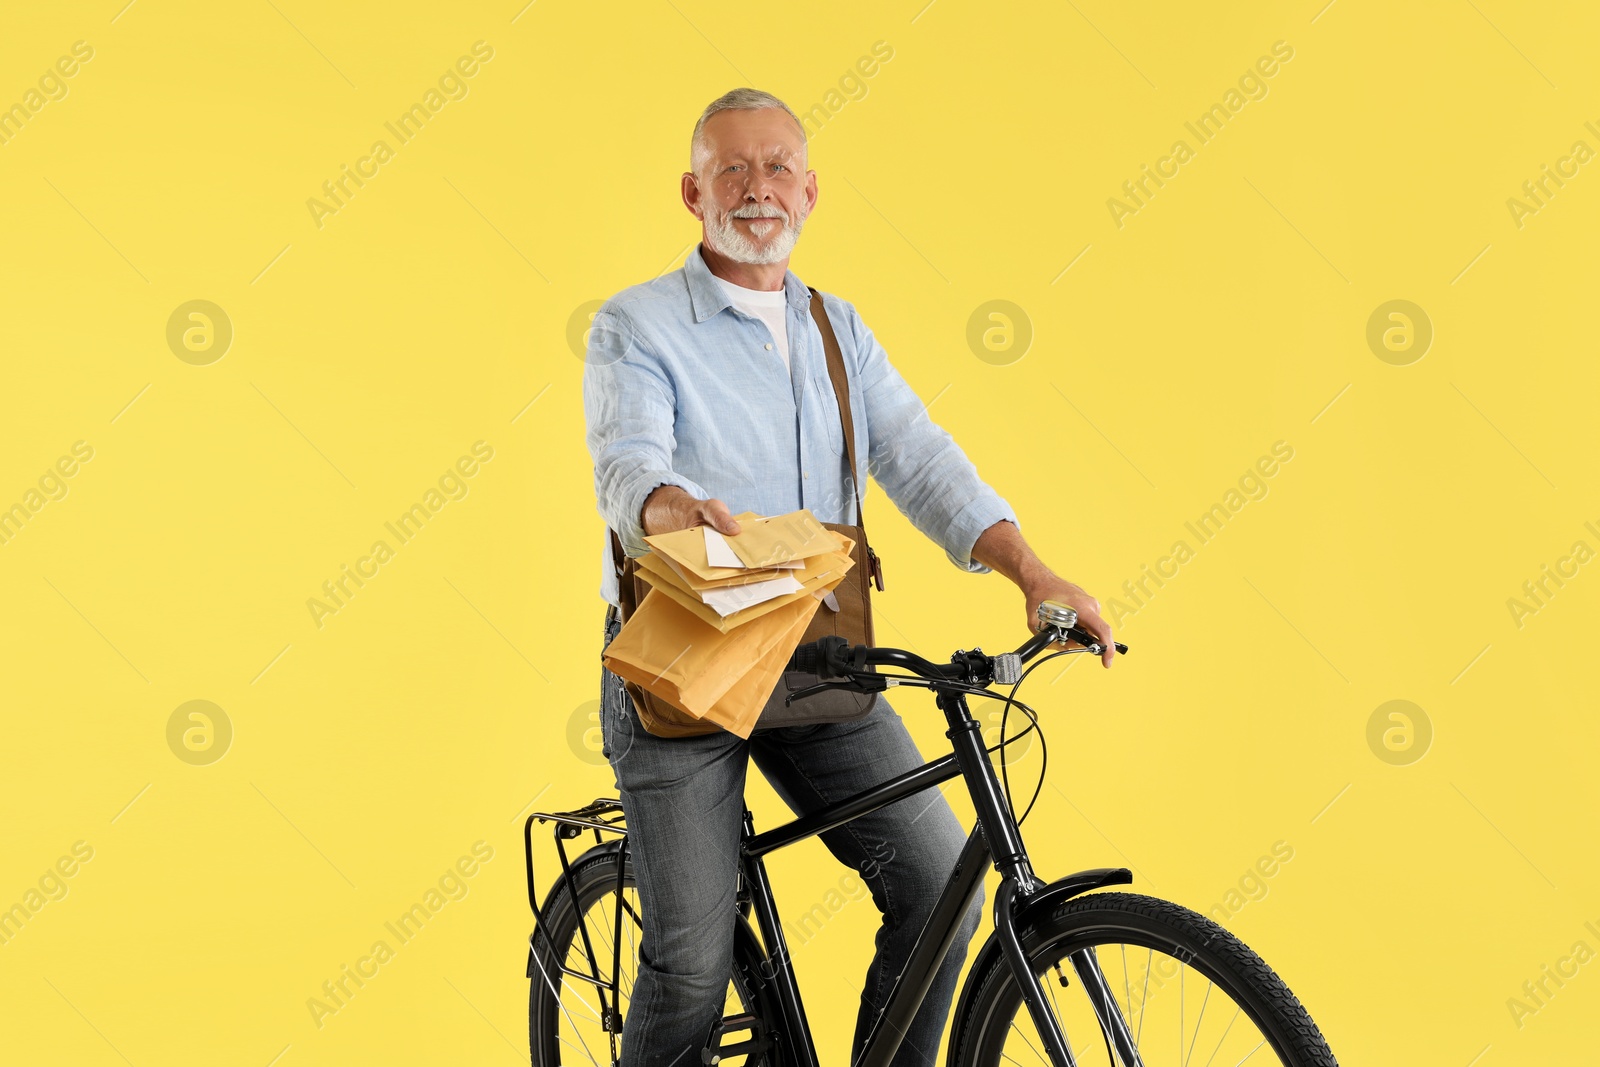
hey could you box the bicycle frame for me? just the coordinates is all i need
[527,685,1143,1067]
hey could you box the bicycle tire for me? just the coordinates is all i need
[528,844,784,1067]
[949,891,1337,1067]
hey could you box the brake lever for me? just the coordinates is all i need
[1058,625,1130,657]
[783,675,889,706]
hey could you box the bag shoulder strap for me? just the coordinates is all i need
[808,287,883,590]
[807,287,863,528]
[608,526,639,617]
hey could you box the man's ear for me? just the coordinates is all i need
[681,172,705,220]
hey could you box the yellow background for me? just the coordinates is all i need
[2,1,1596,1064]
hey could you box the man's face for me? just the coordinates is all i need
[683,108,817,266]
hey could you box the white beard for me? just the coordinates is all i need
[703,200,807,265]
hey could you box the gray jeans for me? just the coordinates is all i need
[599,609,983,1067]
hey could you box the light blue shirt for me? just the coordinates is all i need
[585,243,1018,607]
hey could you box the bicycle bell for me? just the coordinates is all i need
[1036,600,1078,631]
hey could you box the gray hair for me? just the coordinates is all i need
[689,87,807,177]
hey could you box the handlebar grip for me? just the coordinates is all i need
[787,635,853,678]
[788,640,823,674]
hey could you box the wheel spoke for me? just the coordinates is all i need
[554,944,606,1024]
[556,1028,602,1066]
[1230,1040,1265,1066]
[584,889,641,1004]
[1135,948,1151,1046]
[572,891,645,1026]
[1120,944,1132,1030]
[1007,1018,1050,1066]
[1200,1003,1240,1067]
[532,948,604,1066]
[1184,978,1213,1067]
[1042,967,1076,1065]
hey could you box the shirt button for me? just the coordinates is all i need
[803,471,810,479]
[764,343,774,350]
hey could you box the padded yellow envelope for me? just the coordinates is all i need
[643,508,835,581]
[602,587,822,725]
[636,531,855,633]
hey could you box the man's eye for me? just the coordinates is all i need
[771,164,788,172]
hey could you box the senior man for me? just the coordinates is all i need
[583,87,1115,1067]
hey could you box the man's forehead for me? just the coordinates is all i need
[708,138,803,161]
[702,111,805,159]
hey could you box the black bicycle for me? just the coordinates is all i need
[524,601,1337,1067]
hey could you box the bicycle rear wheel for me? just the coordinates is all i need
[528,844,782,1067]
[951,892,1336,1067]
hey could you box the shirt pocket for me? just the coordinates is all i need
[809,375,846,456]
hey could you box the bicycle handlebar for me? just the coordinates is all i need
[783,600,1128,699]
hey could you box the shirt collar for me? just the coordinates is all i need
[684,241,812,323]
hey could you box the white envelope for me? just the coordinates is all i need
[699,574,805,617]
[704,526,743,569]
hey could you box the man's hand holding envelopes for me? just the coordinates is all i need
[601,509,856,738]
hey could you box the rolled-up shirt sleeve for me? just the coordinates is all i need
[583,304,708,557]
[846,301,1018,573]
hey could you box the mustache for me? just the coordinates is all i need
[729,204,788,221]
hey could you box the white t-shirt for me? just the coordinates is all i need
[713,276,790,372]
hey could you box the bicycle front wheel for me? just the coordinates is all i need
[951,892,1336,1067]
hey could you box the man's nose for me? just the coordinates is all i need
[742,172,774,201]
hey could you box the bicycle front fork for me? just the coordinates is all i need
[992,878,1146,1067]
[942,690,1145,1067]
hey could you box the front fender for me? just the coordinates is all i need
[1012,867,1134,931]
